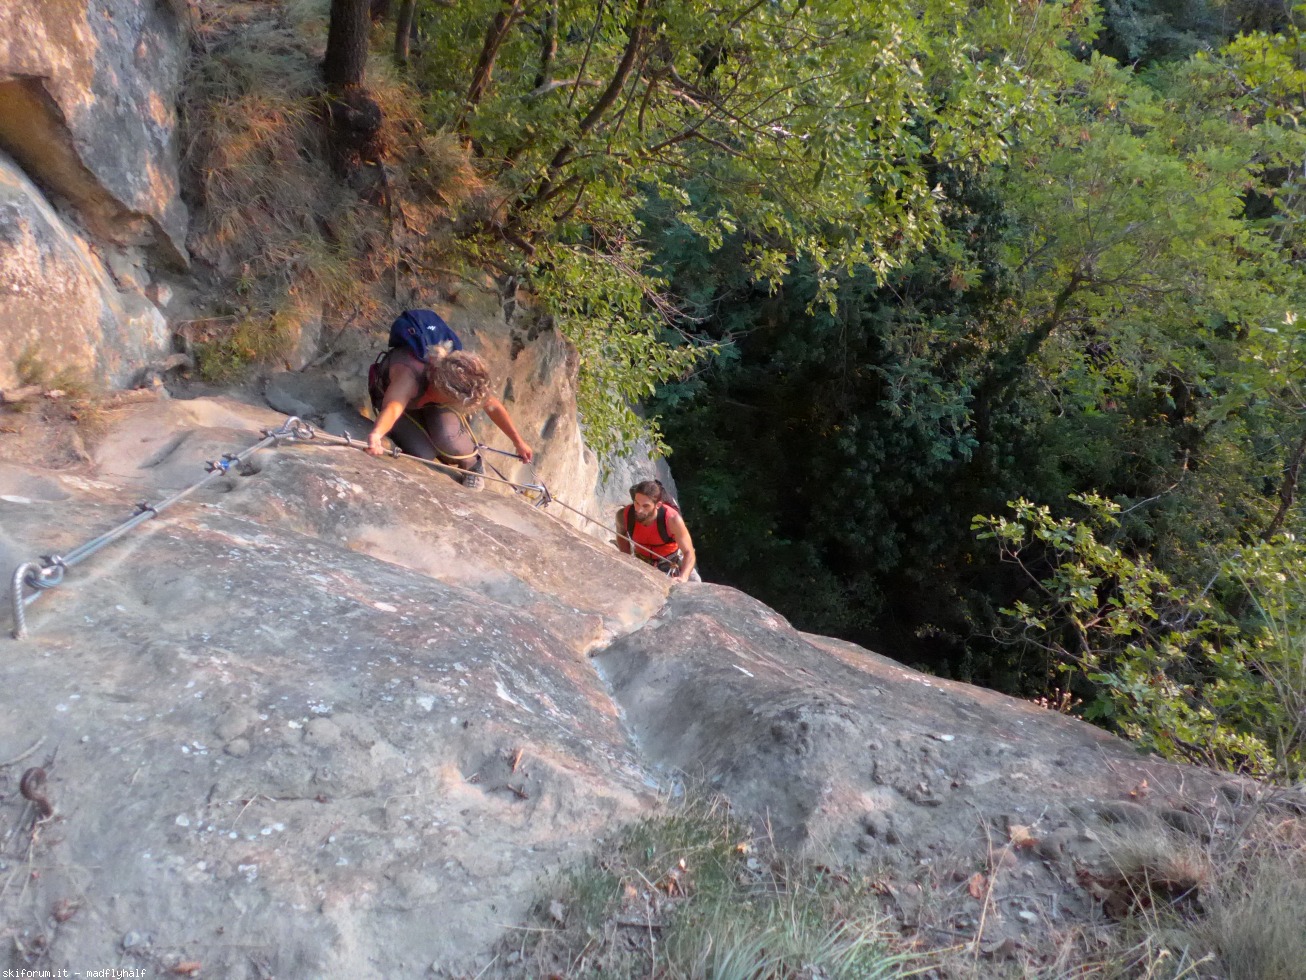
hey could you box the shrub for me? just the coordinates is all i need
[974,495,1306,781]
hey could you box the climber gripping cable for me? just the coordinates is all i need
[365,310,533,491]
[616,480,700,582]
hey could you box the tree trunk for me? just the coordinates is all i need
[324,0,371,89]
[394,0,417,64]
[534,0,558,90]
[459,0,524,135]
[1263,424,1306,539]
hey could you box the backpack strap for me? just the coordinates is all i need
[656,504,674,545]
[367,350,390,411]
[625,503,677,548]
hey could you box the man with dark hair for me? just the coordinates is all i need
[617,480,700,582]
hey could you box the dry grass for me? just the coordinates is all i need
[1085,828,1211,918]
[185,311,297,382]
[1038,811,1306,980]
[1188,819,1306,980]
[176,0,498,379]
[180,8,357,287]
[179,0,381,381]
[507,796,910,979]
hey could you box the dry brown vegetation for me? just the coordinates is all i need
[507,792,1306,980]
[177,0,493,380]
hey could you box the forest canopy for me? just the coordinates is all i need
[364,0,1306,781]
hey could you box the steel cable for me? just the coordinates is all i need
[9,416,677,639]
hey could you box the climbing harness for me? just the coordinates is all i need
[9,417,677,639]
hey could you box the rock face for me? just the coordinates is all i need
[0,0,189,264]
[270,287,677,541]
[0,397,1299,976]
[0,0,188,392]
[1,396,669,977]
[0,151,170,390]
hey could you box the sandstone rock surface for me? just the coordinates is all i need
[0,0,189,264]
[0,151,170,391]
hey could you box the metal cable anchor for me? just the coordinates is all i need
[264,417,313,441]
[10,559,65,639]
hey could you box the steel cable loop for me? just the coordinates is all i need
[10,561,64,639]
[28,558,66,590]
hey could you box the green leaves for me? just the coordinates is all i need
[405,0,1092,454]
[529,240,708,460]
[977,495,1306,781]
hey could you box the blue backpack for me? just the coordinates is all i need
[369,310,465,409]
[387,309,462,360]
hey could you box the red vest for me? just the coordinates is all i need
[624,503,680,560]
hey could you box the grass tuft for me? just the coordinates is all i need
[1190,826,1306,980]
[1083,829,1211,918]
[509,796,909,979]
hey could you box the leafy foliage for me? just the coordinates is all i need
[655,16,1306,716]
[404,0,1090,453]
[976,495,1306,781]
[528,240,707,459]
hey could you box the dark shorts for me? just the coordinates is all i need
[387,404,478,469]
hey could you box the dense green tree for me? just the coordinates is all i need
[656,27,1306,691]
[406,0,1089,453]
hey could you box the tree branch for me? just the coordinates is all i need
[458,0,526,140]
[1263,423,1306,539]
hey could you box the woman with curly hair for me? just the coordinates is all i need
[366,318,533,490]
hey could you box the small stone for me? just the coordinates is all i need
[1017,909,1038,924]
[1160,808,1211,841]
[863,813,890,838]
[224,738,251,758]
[121,930,148,950]
[1096,800,1161,830]
[147,282,173,307]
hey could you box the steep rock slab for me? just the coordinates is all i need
[0,425,668,976]
[0,0,189,264]
[596,587,1277,939]
[88,396,669,645]
[0,150,169,390]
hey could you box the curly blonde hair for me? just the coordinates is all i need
[423,347,492,410]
